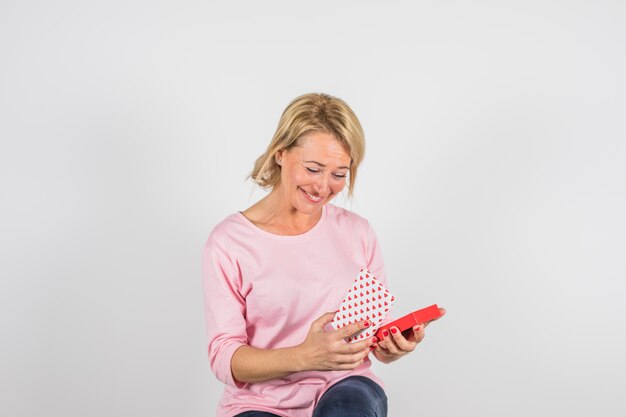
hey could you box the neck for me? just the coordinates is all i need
[261,184,323,230]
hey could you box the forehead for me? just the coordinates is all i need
[296,131,351,167]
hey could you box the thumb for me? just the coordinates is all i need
[311,311,339,332]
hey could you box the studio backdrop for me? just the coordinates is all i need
[1,1,625,416]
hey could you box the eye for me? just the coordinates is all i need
[333,174,346,179]
[306,167,320,174]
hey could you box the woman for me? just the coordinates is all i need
[202,93,445,417]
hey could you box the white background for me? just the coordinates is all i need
[1,1,625,416]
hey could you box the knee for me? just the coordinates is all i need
[313,377,388,417]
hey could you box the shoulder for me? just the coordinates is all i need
[203,211,249,251]
[325,203,372,234]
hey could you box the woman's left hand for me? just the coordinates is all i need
[370,307,446,364]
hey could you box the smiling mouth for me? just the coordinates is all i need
[299,187,323,202]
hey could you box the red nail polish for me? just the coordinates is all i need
[364,321,370,327]
[372,337,377,343]
[391,328,397,334]
[383,330,389,337]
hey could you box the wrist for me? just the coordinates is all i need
[290,344,308,372]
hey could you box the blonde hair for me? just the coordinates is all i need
[247,92,365,198]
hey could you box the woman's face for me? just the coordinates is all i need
[275,131,351,214]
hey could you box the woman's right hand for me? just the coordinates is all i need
[296,311,376,372]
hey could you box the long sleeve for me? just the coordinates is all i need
[203,205,389,417]
[201,234,249,389]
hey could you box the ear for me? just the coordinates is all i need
[275,149,285,165]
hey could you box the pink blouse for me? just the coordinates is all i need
[201,203,394,417]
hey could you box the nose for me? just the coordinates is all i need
[313,173,330,194]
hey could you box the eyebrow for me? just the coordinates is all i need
[304,160,350,170]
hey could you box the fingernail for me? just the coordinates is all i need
[391,328,397,334]
[363,321,370,327]
[383,330,389,337]
[372,337,377,343]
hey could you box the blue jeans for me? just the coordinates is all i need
[234,375,388,417]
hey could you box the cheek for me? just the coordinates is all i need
[284,168,304,184]
[292,172,308,185]
[331,179,347,193]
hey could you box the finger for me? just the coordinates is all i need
[370,344,382,357]
[412,325,426,344]
[337,319,371,339]
[371,343,390,357]
[409,324,425,339]
[335,353,369,370]
[389,326,414,351]
[334,347,371,365]
[312,311,340,332]
[379,328,401,354]
[376,328,391,350]
[338,336,377,355]
[372,341,392,354]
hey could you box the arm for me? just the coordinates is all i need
[231,313,375,384]
[372,307,446,363]
[202,235,251,389]
[230,345,303,384]
[203,229,374,387]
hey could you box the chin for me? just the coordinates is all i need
[297,202,323,213]
[295,199,328,214]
